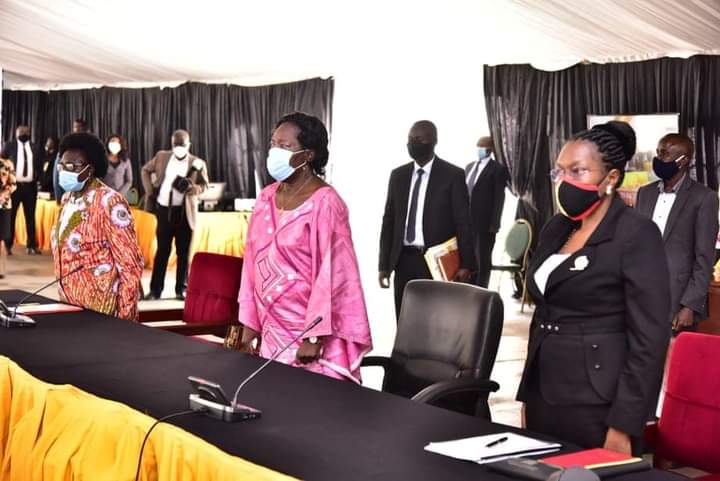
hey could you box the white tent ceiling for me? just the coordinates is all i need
[1,0,720,90]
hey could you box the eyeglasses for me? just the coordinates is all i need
[549,167,604,182]
[57,162,89,173]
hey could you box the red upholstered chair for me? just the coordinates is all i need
[140,252,243,338]
[645,332,720,479]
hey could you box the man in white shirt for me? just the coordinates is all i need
[379,120,474,318]
[636,133,718,332]
[1,125,42,255]
[141,130,208,300]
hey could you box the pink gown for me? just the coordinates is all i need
[238,183,372,382]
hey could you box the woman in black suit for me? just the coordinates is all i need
[517,121,671,455]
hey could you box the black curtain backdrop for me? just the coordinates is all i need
[484,55,720,229]
[1,78,334,198]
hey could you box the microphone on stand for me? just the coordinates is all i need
[188,316,324,422]
[0,265,84,328]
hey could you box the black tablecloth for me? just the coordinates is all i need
[0,290,684,481]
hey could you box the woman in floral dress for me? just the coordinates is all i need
[52,133,144,321]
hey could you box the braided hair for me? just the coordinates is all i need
[571,121,636,187]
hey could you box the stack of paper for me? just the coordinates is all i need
[425,432,561,465]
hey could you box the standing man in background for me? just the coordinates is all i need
[142,129,208,300]
[636,133,718,332]
[465,136,509,287]
[379,120,474,318]
[1,125,42,255]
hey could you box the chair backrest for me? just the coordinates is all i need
[184,252,243,325]
[504,219,531,263]
[384,280,504,409]
[125,187,140,206]
[657,332,720,473]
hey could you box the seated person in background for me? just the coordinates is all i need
[517,121,671,455]
[0,159,17,278]
[238,112,372,383]
[51,133,144,321]
[103,134,133,197]
[40,136,59,195]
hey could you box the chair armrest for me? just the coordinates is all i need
[138,308,184,322]
[361,356,392,375]
[149,322,229,337]
[411,377,500,405]
[644,421,658,450]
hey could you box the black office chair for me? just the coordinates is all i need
[363,280,504,420]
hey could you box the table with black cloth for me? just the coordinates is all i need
[0,289,684,481]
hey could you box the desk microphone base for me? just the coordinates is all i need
[0,313,36,328]
[188,394,262,422]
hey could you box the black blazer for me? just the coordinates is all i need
[379,157,474,273]
[635,177,719,321]
[0,140,43,183]
[517,197,671,437]
[465,158,509,235]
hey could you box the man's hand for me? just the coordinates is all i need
[673,306,694,331]
[603,427,632,454]
[296,339,323,364]
[453,268,473,283]
[379,271,390,288]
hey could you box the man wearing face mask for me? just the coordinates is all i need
[636,133,718,333]
[465,136,509,287]
[141,129,208,300]
[379,120,474,318]
[0,125,43,255]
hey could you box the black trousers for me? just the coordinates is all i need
[474,232,496,288]
[9,182,37,250]
[525,384,643,456]
[149,205,192,296]
[393,247,432,320]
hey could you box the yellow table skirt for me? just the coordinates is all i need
[0,356,295,481]
[14,199,250,269]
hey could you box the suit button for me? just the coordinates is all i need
[540,324,545,329]
[594,363,601,370]
[592,344,598,350]
[554,326,559,331]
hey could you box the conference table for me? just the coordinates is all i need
[0,290,684,481]
[13,198,250,268]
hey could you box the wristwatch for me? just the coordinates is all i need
[307,336,320,344]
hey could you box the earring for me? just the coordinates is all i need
[606,185,613,195]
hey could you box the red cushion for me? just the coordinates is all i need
[657,333,720,473]
[697,476,720,481]
[183,253,243,326]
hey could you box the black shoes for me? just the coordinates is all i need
[26,247,41,255]
[143,292,161,301]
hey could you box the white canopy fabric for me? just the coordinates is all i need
[1,0,720,90]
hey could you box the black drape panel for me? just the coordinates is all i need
[1,78,334,197]
[484,55,720,229]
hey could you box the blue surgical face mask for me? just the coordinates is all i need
[477,147,490,159]
[267,147,306,182]
[59,166,90,192]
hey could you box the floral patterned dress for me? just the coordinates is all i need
[51,178,144,320]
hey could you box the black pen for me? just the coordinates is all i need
[485,436,508,448]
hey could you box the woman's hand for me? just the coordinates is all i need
[296,339,323,364]
[603,427,632,454]
[239,326,260,355]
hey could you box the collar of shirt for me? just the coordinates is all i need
[478,153,493,167]
[657,173,687,193]
[413,156,435,176]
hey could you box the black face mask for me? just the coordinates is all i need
[555,178,604,221]
[17,134,30,143]
[407,142,434,162]
[652,156,682,180]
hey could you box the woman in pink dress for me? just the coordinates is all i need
[238,112,372,383]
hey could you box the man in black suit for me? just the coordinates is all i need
[465,136,509,287]
[635,133,719,332]
[0,125,43,255]
[379,120,474,318]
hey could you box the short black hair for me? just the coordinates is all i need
[59,132,109,178]
[275,112,329,177]
[73,118,89,131]
[571,120,636,187]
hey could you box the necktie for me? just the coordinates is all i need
[467,160,481,196]
[21,142,29,179]
[405,168,424,244]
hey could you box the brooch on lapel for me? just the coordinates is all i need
[569,255,589,271]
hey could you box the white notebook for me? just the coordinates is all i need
[425,432,561,465]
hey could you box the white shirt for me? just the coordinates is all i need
[466,154,492,189]
[15,141,33,183]
[404,157,435,247]
[157,154,189,207]
[651,176,685,236]
[534,254,570,295]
